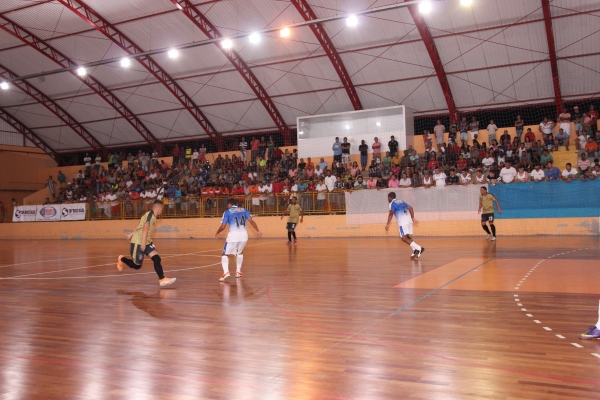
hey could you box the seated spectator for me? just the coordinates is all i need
[554,128,570,151]
[377,176,388,189]
[515,165,529,183]
[530,164,545,182]
[561,163,578,182]
[472,169,487,184]
[459,169,471,185]
[366,176,377,189]
[446,169,459,186]
[592,164,600,179]
[456,154,467,170]
[577,131,588,152]
[432,167,447,187]
[585,137,599,158]
[540,149,553,166]
[544,162,560,181]
[411,172,421,188]
[500,161,517,184]
[482,153,495,171]
[368,160,381,178]
[388,174,400,188]
[399,172,412,188]
[354,176,366,190]
[577,153,591,173]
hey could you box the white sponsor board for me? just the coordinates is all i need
[36,205,61,221]
[12,205,38,222]
[60,203,87,221]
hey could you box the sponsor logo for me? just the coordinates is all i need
[62,207,85,217]
[39,206,57,218]
[14,208,36,219]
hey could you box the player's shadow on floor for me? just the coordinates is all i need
[117,289,177,319]
[213,280,265,304]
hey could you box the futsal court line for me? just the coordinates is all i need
[1,240,280,280]
[513,247,600,362]
[266,248,600,387]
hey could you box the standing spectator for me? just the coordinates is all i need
[199,143,207,164]
[585,105,599,137]
[487,120,498,144]
[250,137,260,162]
[432,167,447,187]
[57,170,66,190]
[515,115,525,142]
[561,163,578,182]
[458,117,469,145]
[332,137,342,163]
[469,116,479,141]
[267,136,275,160]
[94,153,102,171]
[341,137,351,165]
[382,152,392,177]
[84,153,92,171]
[239,137,248,162]
[539,117,554,150]
[192,149,199,165]
[544,162,560,180]
[388,136,399,159]
[359,140,368,170]
[172,144,181,165]
[500,161,517,184]
[433,120,445,151]
[558,107,572,138]
[44,175,57,200]
[573,106,583,135]
[314,179,327,210]
[259,137,267,159]
[372,137,382,163]
[448,122,457,144]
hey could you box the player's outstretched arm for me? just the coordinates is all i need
[247,218,262,238]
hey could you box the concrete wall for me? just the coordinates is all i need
[0,215,597,240]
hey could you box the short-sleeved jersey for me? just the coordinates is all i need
[131,211,157,245]
[287,204,303,224]
[479,194,497,214]
[389,199,412,226]
[221,206,252,241]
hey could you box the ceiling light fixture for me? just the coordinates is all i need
[280,27,290,38]
[76,67,87,76]
[346,15,358,27]
[167,49,179,59]
[460,0,473,5]
[120,58,131,68]
[418,1,432,14]
[0,82,8,90]
[249,33,261,44]
[221,39,233,49]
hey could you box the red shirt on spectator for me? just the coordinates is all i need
[241,172,248,181]
[129,192,140,200]
[272,182,283,193]
[251,139,260,151]
[273,148,283,159]
[457,159,467,169]
[524,131,536,143]
[427,160,439,170]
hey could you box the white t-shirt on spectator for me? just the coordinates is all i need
[487,124,498,137]
[540,122,553,135]
[399,178,411,186]
[482,157,495,167]
[578,134,587,148]
[84,156,91,167]
[324,175,336,191]
[500,167,517,183]
[316,184,327,200]
[434,124,445,138]
[562,168,577,179]
[106,193,118,206]
[433,172,447,187]
[126,180,133,188]
[459,173,471,183]
[531,169,545,181]
[192,151,199,161]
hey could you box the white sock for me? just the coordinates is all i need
[221,255,229,274]
[236,254,244,272]
[596,300,600,328]
[409,241,422,251]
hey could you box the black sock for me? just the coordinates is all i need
[151,255,165,279]
[482,225,491,234]
[292,231,297,240]
[288,231,292,241]
[491,224,496,236]
[123,257,141,270]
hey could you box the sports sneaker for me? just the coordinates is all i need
[580,326,600,339]
[293,239,297,244]
[410,250,418,259]
[236,271,243,278]
[486,234,491,239]
[219,272,230,282]
[286,241,291,246]
[491,236,496,241]
[417,247,425,258]
[117,255,126,272]
[159,277,176,287]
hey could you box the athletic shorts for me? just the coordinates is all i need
[286,222,297,230]
[223,241,247,256]
[481,213,495,223]
[436,135,443,144]
[130,242,156,265]
[560,122,571,135]
[460,132,468,141]
[398,223,413,238]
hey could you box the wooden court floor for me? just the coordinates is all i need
[0,236,599,399]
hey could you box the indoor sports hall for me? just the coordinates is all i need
[0,0,599,399]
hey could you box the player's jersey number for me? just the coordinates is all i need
[233,215,246,227]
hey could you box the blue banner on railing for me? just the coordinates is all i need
[488,180,600,219]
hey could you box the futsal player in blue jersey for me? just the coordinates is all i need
[215,198,262,282]
[385,192,424,258]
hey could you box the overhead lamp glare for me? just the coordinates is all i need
[376,122,381,127]
[418,1,432,14]
[120,58,131,68]
[167,49,179,59]
[76,67,87,76]
[0,82,8,90]
[280,27,290,38]
[460,0,473,5]
[221,39,233,49]
[249,33,261,44]
[346,15,358,27]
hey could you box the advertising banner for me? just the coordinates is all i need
[36,205,61,221]
[12,205,38,222]
[60,203,87,221]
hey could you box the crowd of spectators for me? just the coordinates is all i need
[33,107,600,218]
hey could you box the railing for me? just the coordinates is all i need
[0,193,347,223]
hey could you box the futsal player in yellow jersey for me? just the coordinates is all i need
[281,196,303,245]
[117,200,176,286]
[478,187,502,241]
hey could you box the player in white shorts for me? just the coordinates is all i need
[215,198,262,281]
[385,192,424,259]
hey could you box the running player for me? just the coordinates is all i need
[117,200,176,287]
[385,192,424,258]
[215,198,262,281]
[478,186,502,241]
[281,195,303,245]
[580,300,600,339]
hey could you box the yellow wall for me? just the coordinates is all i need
[0,215,596,239]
